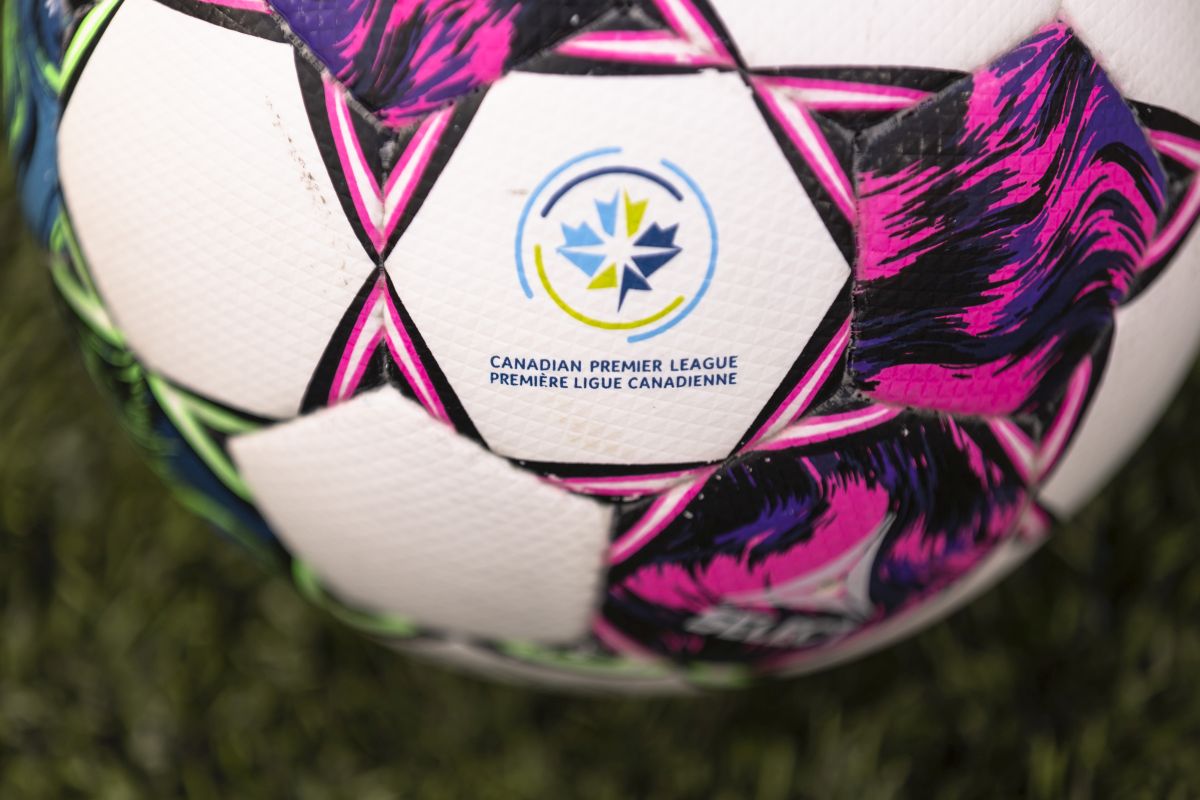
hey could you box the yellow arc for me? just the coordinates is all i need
[535,245,684,331]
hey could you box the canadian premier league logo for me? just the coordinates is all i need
[516,148,718,343]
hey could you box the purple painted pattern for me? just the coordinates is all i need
[850,23,1166,417]
[601,409,1029,664]
[270,0,609,126]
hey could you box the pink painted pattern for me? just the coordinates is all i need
[741,318,851,451]
[603,412,1033,665]
[753,76,857,222]
[324,77,454,253]
[273,0,612,126]
[195,0,271,12]
[756,76,929,113]
[324,278,451,424]
[1143,129,1200,268]
[556,0,734,68]
[545,466,713,499]
[851,23,1166,417]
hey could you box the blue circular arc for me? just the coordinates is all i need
[515,147,621,299]
[539,167,684,218]
[515,151,718,343]
[627,159,719,344]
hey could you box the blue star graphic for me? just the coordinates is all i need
[557,191,682,309]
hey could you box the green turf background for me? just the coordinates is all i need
[1,160,1199,798]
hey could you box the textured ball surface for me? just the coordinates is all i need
[5,0,1199,691]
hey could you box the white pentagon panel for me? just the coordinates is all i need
[1041,227,1200,516]
[1063,0,1200,123]
[389,70,849,465]
[229,388,611,642]
[709,0,1059,71]
[58,0,374,419]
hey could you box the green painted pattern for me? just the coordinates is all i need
[45,210,264,518]
[44,0,122,95]
[48,215,124,345]
[146,374,259,502]
[2,0,27,145]
[288,559,749,685]
[498,640,752,688]
[69,310,278,562]
[497,639,678,682]
[174,483,279,565]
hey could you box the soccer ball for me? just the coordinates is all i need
[6,0,1199,692]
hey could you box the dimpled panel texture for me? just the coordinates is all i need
[229,388,611,642]
[1042,227,1200,515]
[30,0,1200,688]
[57,0,375,419]
[1063,0,1200,123]
[849,24,1166,418]
[388,70,849,465]
[709,0,1059,71]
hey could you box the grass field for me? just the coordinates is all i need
[2,173,1199,799]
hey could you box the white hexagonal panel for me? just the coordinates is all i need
[388,70,849,465]
[709,0,1059,71]
[230,387,612,642]
[1062,0,1200,123]
[1042,223,1200,516]
[58,0,375,419]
